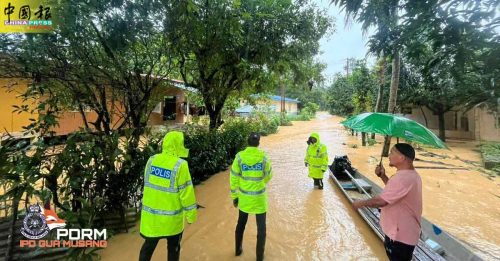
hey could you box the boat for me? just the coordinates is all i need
[328,155,482,261]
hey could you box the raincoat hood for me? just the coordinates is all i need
[309,133,320,144]
[162,131,189,158]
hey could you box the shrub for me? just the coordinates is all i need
[367,138,377,146]
[181,113,281,183]
[480,143,500,174]
[301,102,320,117]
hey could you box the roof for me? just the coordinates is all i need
[269,95,300,103]
[235,105,254,113]
[250,94,300,103]
[235,104,277,114]
[139,74,198,93]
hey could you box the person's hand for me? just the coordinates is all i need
[305,162,308,167]
[233,198,238,208]
[375,164,386,177]
[352,200,364,209]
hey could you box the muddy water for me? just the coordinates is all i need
[100,113,499,260]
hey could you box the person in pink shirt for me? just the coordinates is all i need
[352,143,422,261]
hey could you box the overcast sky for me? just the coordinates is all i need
[315,0,375,83]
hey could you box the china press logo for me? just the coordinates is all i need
[1,0,55,33]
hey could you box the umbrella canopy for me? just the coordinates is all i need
[341,112,448,149]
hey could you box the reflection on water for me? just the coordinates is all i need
[100,113,499,260]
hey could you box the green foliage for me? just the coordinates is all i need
[287,114,311,122]
[182,113,278,183]
[367,138,377,146]
[165,0,333,129]
[327,60,378,116]
[275,58,330,110]
[251,112,280,136]
[480,143,500,175]
[184,126,229,183]
[0,129,160,259]
[280,115,293,126]
[301,102,320,117]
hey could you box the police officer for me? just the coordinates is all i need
[230,132,273,261]
[304,133,328,189]
[139,131,197,261]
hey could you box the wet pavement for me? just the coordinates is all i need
[100,113,499,260]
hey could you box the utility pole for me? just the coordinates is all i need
[344,58,350,77]
[344,58,356,77]
[280,80,286,124]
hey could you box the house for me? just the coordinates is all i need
[235,94,300,116]
[0,77,196,139]
[404,103,499,142]
[0,78,39,139]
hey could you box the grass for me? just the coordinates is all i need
[479,142,500,176]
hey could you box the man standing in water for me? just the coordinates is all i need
[139,131,197,261]
[352,143,422,261]
[304,133,328,189]
[230,132,273,261]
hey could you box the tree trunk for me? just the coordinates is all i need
[362,132,366,146]
[382,51,400,157]
[438,111,446,142]
[206,97,225,130]
[387,51,400,113]
[280,81,286,124]
[372,55,386,140]
[208,109,222,130]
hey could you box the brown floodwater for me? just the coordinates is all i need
[99,112,499,260]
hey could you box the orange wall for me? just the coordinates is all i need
[50,110,125,136]
[1,77,188,137]
[0,78,38,135]
[406,105,499,141]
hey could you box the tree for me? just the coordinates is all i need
[0,0,176,236]
[400,1,499,141]
[333,0,499,149]
[371,54,388,139]
[165,0,332,129]
[327,73,355,116]
[276,58,329,110]
[332,0,403,155]
[350,60,377,114]
[326,60,377,117]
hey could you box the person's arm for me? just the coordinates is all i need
[230,155,241,206]
[321,145,328,172]
[352,196,388,209]
[354,174,414,210]
[375,164,389,184]
[304,148,309,167]
[263,155,272,184]
[178,161,197,224]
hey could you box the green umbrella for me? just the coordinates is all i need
[341,112,448,149]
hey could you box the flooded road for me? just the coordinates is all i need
[100,113,499,260]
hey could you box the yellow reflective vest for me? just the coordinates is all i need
[304,133,328,179]
[140,131,197,237]
[230,146,272,214]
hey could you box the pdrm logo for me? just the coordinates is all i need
[20,204,66,240]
